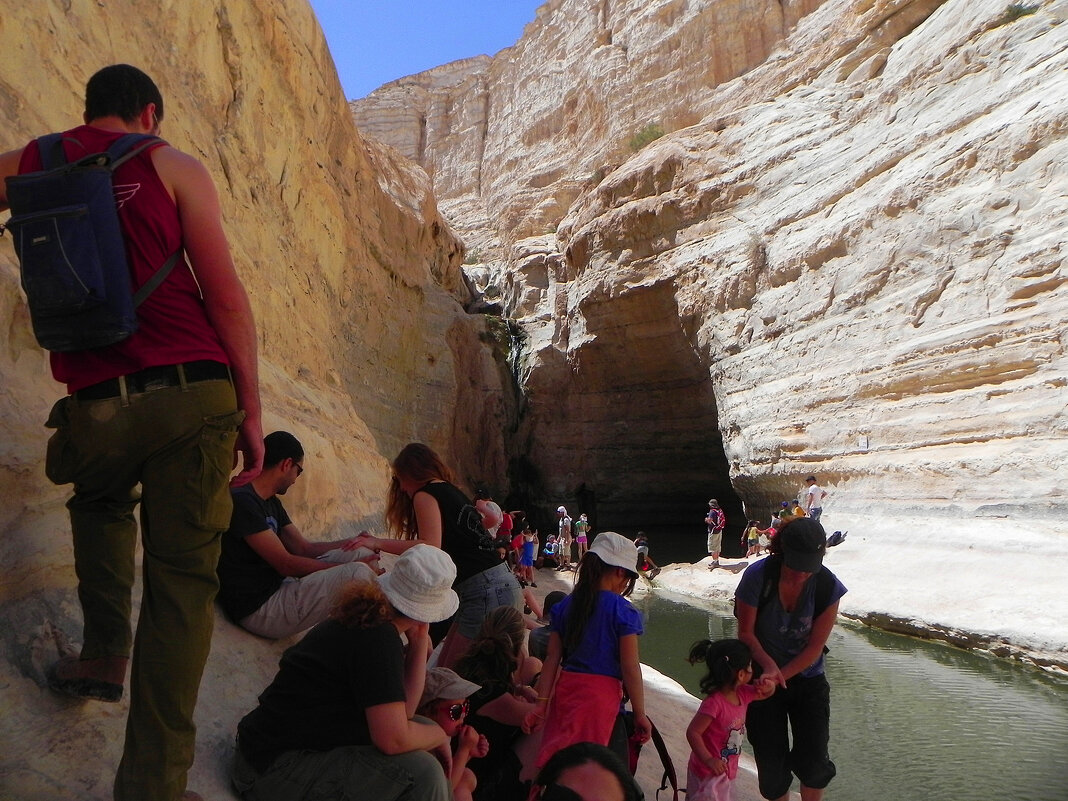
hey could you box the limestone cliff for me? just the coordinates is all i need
[0,1,512,797]
[352,0,1068,537]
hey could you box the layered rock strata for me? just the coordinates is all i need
[0,1,513,797]
[352,0,1068,537]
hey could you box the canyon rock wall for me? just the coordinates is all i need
[352,0,1068,536]
[555,0,1068,522]
[0,1,512,797]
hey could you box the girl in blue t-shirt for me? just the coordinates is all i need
[523,531,652,768]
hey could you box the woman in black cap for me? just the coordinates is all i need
[734,517,847,801]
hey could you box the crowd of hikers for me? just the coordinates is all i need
[225,442,845,801]
[13,65,844,801]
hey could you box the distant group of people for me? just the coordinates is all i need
[708,475,845,570]
[547,506,590,571]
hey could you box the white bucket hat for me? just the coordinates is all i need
[378,544,458,623]
[588,531,639,575]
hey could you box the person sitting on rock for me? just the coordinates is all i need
[454,606,544,799]
[231,545,457,801]
[416,668,489,801]
[217,430,381,639]
[529,591,568,662]
[541,534,559,569]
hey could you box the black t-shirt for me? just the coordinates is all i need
[417,481,502,584]
[217,484,293,621]
[237,620,406,772]
[465,679,525,800]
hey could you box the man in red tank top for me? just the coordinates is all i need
[0,64,263,801]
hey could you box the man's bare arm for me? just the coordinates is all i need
[245,529,341,577]
[153,146,262,485]
[277,522,364,558]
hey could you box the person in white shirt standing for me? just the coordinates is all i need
[556,506,574,570]
[803,476,828,523]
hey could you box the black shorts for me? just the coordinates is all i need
[745,673,836,799]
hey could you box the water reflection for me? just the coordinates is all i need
[633,593,1068,801]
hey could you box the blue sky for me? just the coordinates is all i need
[308,1,545,99]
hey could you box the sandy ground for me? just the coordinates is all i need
[528,513,1068,800]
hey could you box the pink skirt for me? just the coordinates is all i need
[535,670,623,768]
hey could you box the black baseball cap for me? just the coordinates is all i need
[780,518,827,573]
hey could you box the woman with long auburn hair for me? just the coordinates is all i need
[355,442,522,668]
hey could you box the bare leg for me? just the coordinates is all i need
[800,785,824,801]
[435,621,473,670]
[454,767,477,801]
[523,588,543,620]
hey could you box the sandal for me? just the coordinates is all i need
[47,656,124,703]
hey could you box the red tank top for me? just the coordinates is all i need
[19,125,229,392]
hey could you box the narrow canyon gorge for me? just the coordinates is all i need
[1,0,1065,796]
[352,0,1067,537]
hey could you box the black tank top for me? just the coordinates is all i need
[416,481,502,584]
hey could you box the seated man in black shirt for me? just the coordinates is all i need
[217,431,381,638]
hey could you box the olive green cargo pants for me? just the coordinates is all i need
[46,377,242,801]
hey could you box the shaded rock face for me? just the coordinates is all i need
[352,0,827,532]
[352,0,1068,535]
[0,1,514,797]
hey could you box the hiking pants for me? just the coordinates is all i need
[239,552,378,639]
[231,742,451,801]
[745,673,836,799]
[46,377,241,801]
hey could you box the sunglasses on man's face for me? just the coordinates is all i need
[445,700,470,721]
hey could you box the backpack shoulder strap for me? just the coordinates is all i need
[106,134,166,171]
[104,134,179,307]
[757,555,783,613]
[131,250,182,308]
[648,719,681,801]
[36,133,68,170]
[760,557,834,617]
[813,566,835,619]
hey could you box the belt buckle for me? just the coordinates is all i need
[141,375,173,393]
